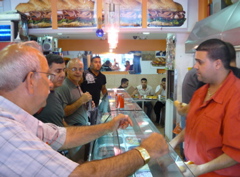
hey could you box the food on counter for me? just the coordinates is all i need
[147,95,157,99]
[147,0,186,27]
[125,136,140,145]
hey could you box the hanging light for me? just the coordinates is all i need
[96,17,104,38]
[104,0,120,50]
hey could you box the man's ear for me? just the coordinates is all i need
[25,72,35,94]
[215,59,222,69]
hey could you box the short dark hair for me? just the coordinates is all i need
[91,56,101,62]
[161,78,166,82]
[196,39,230,69]
[225,42,236,63]
[121,78,129,84]
[45,54,64,67]
[141,78,147,82]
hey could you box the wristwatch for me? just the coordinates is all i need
[135,147,150,165]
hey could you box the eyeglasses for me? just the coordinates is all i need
[35,72,55,82]
[69,67,83,72]
[22,71,55,82]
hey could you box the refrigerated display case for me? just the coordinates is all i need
[89,89,194,177]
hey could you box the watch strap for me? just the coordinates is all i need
[135,147,150,165]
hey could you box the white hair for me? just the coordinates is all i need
[66,58,83,68]
[0,41,44,91]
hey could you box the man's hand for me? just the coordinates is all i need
[108,114,133,131]
[140,133,169,161]
[183,163,200,177]
[81,92,92,104]
[91,100,95,109]
[174,100,189,116]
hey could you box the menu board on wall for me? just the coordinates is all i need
[147,0,188,28]
[11,0,97,28]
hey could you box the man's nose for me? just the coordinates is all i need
[49,80,54,90]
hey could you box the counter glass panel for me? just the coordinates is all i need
[90,89,194,177]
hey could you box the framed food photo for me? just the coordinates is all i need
[141,51,155,61]
[151,51,166,67]
[12,0,97,28]
[147,0,188,28]
[102,0,142,28]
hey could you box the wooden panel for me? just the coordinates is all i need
[51,0,58,29]
[198,0,209,21]
[142,0,147,28]
[58,39,166,54]
[102,71,129,75]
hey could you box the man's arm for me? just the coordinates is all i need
[69,132,169,177]
[187,153,238,176]
[131,88,139,97]
[169,129,185,149]
[64,92,92,116]
[60,114,132,149]
[101,85,108,95]
[155,86,163,96]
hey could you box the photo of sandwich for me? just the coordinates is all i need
[102,0,142,27]
[15,0,96,28]
[147,0,187,27]
[15,0,52,28]
[118,0,142,27]
[57,0,96,27]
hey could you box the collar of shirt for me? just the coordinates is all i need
[194,71,237,106]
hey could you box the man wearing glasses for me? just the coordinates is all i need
[0,41,169,177]
[34,54,66,127]
[56,58,93,162]
[56,58,93,127]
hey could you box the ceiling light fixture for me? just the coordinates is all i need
[142,32,150,35]
[104,0,120,50]
[96,17,104,38]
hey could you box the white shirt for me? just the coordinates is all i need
[155,85,166,102]
[136,85,154,96]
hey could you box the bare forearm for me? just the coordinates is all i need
[64,98,85,116]
[61,123,112,149]
[169,129,185,149]
[194,153,238,176]
[155,88,163,96]
[70,149,144,177]
[102,85,108,95]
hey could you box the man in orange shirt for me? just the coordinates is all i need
[170,39,240,177]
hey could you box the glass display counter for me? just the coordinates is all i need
[90,89,194,177]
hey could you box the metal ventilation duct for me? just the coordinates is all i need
[185,1,240,53]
